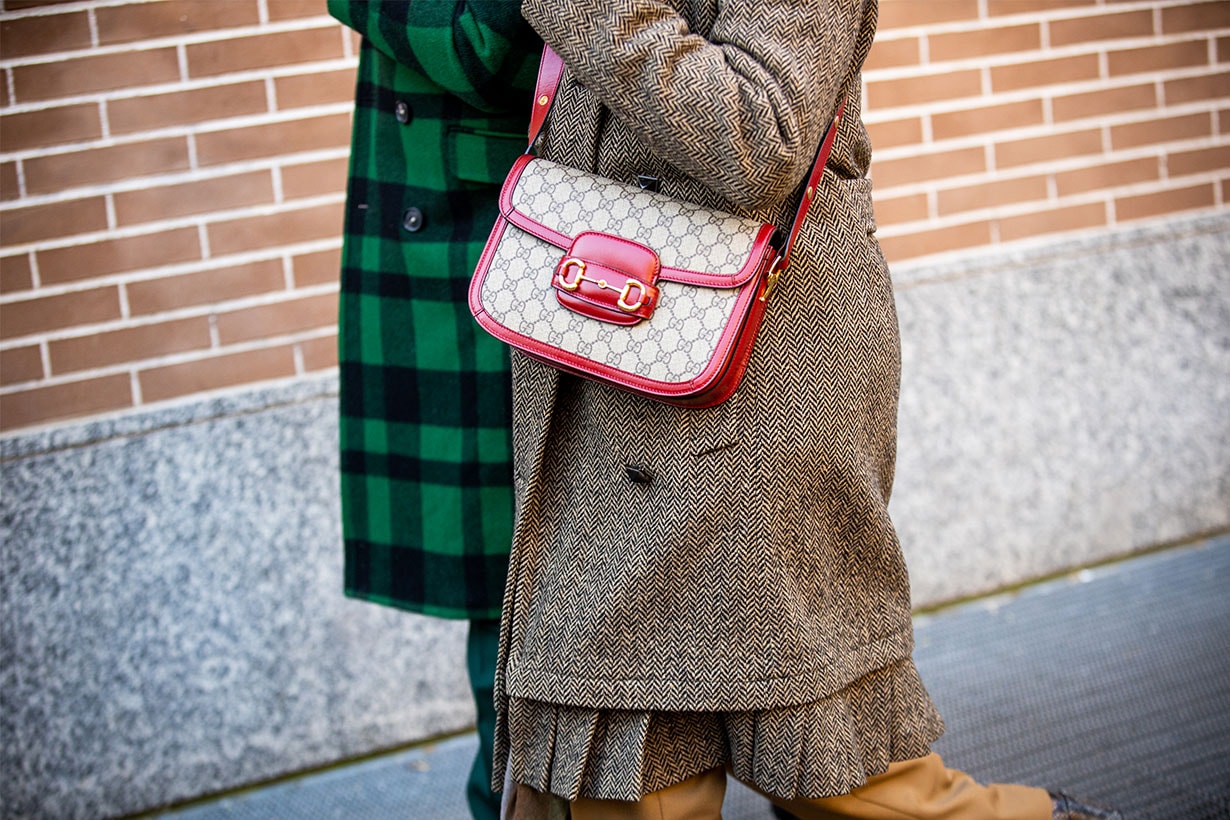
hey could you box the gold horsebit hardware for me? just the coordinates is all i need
[556,257,650,312]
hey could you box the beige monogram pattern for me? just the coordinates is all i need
[480,220,743,383]
[511,159,765,275]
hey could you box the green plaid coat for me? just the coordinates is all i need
[329,1,540,619]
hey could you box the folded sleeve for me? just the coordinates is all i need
[521,0,871,208]
[329,0,539,112]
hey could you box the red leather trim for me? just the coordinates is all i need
[497,154,536,220]
[780,98,846,275]
[528,47,565,147]
[468,214,510,320]
[568,232,660,280]
[552,233,660,323]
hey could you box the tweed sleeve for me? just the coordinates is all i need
[522,0,874,208]
[329,0,539,112]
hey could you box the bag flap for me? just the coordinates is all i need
[499,156,776,288]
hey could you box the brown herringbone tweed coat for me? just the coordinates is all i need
[495,0,943,800]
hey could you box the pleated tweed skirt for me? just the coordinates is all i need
[504,658,943,801]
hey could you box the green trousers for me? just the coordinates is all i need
[466,619,502,820]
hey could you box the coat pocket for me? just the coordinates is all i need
[447,126,526,186]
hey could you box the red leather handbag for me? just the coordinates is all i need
[469,48,844,408]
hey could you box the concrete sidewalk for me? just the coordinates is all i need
[147,535,1230,820]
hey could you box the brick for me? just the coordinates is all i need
[0,196,108,247]
[291,248,341,288]
[932,99,1045,141]
[864,37,921,71]
[0,286,121,340]
[870,192,929,227]
[1,253,34,293]
[1116,182,1216,221]
[991,54,1100,93]
[1222,178,1230,203]
[0,103,103,152]
[37,227,201,286]
[937,175,1050,216]
[0,373,133,432]
[866,69,983,110]
[1111,112,1212,150]
[11,48,181,104]
[48,316,212,374]
[1108,40,1212,77]
[0,344,44,386]
[127,258,286,315]
[930,24,1042,62]
[96,0,260,45]
[1168,145,1230,177]
[1,1,63,9]
[139,345,296,404]
[878,0,979,29]
[215,291,337,345]
[0,11,91,60]
[186,28,344,79]
[1162,2,1230,35]
[300,333,338,371]
[108,81,268,135]
[1220,108,1230,133]
[113,170,275,226]
[267,0,332,22]
[1049,11,1155,48]
[281,157,348,200]
[995,128,1103,169]
[1052,83,1158,123]
[195,113,351,167]
[1165,71,1230,104]
[1219,36,1230,63]
[870,146,986,189]
[23,137,191,196]
[1055,157,1160,196]
[207,201,344,257]
[998,201,1106,242]
[275,68,357,109]
[876,220,993,262]
[1,163,21,202]
[864,116,924,150]
[987,0,1095,14]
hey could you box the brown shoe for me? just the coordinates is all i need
[1050,791,1124,819]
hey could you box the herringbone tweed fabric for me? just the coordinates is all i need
[494,0,943,801]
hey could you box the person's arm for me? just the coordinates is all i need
[328,0,539,112]
[522,0,872,208]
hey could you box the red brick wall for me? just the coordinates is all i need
[864,0,1229,260]
[1,0,1227,432]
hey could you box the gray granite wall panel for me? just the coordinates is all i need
[1,214,1227,817]
[890,215,1230,606]
[1,393,472,819]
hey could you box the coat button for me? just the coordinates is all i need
[402,207,425,232]
[625,464,655,484]
[394,99,412,124]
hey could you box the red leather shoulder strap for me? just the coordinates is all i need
[779,97,846,272]
[528,46,565,148]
